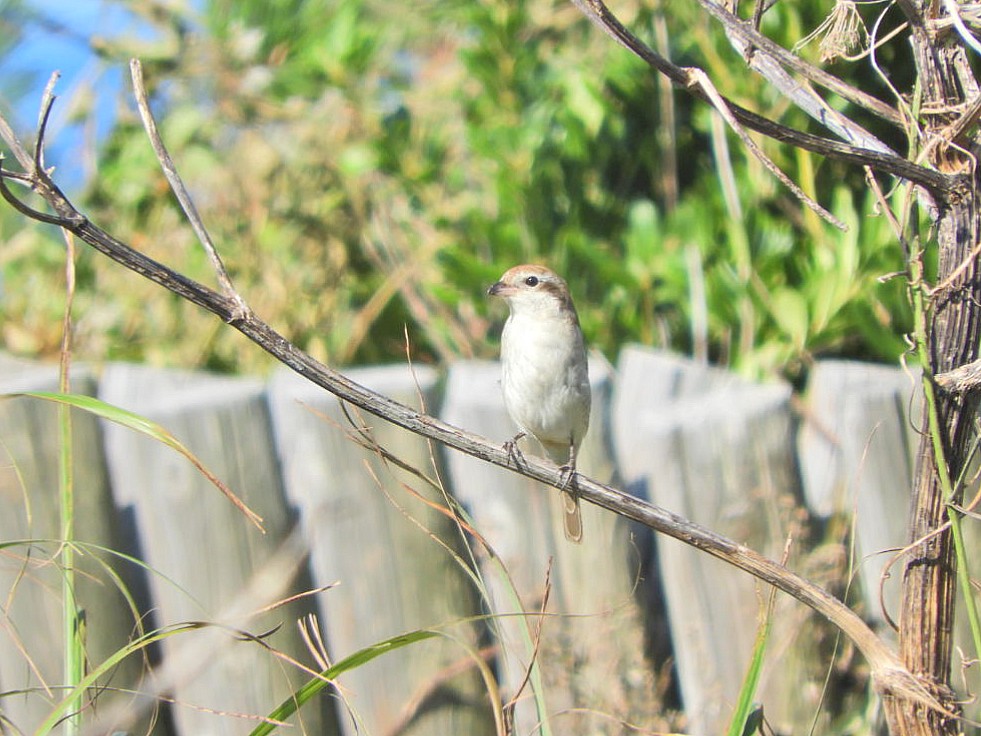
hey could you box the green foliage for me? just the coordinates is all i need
[0,0,913,379]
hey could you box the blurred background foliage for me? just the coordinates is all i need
[0,0,920,378]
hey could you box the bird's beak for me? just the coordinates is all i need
[488,281,505,297]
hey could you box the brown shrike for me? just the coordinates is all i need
[488,265,591,543]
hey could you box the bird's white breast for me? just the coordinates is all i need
[500,311,591,452]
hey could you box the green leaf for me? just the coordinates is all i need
[726,590,775,736]
[769,289,809,348]
[562,71,605,137]
[34,622,204,736]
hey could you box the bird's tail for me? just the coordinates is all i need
[562,490,583,543]
[542,439,584,544]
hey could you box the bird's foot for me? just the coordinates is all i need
[503,432,527,468]
[556,463,578,491]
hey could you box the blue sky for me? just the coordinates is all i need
[0,1,166,191]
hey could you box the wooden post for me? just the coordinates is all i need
[613,346,810,734]
[442,356,663,733]
[267,364,494,736]
[0,356,152,735]
[798,360,921,629]
[100,363,336,736]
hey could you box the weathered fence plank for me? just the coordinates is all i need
[798,360,920,627]
[100,363,334,736]
[0,358,150,735]
[441,357,662,734]
[613,346,812,735]
[267,364,494,736]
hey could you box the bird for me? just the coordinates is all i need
[488,264,591,543]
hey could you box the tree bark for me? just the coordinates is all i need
[887,18,981,732]
[890,208,981,734]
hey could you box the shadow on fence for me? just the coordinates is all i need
[0,346,928,735]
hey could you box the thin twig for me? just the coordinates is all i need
[751,0,765,32]
[879,522,954,630]
[567,0,956,199]
[697,0,904,135]
[938,92,981,152]
[0,159,80,226]
[864,167,911,261]
[36,71,60,174]
[932,237,981,295]
[128,59,248,321]
[503,558,552,721]
[866,0,918,150]
[842,20,908,63]
[686,67,846,229]
[0,112,35,175]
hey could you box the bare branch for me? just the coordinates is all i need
[935,358,981,392]
[687,67,846,229]
[0,71,82,228]
[0,160,80,226]
[697,0,904,132]
[35,71,60,173]
[568,0,958,198]
[700,0,900,154]
[129,59,248,321]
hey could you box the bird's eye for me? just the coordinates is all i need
[524,276,539,287]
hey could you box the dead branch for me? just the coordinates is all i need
[683,66,846,229]
[568,0,959,200]
[935,358,981,392]
[696,0,904,141]
[129,60,247,318]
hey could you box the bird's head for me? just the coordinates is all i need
[487,265,578,321]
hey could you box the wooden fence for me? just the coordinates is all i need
[0,346,937,735]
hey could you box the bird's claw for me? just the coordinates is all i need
[557,463,577,491]
[503,432,527,468]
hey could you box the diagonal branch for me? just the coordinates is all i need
[697,0,904,133]
[129,60,248,321]
[685,67,846,229]
[568,0,959,199]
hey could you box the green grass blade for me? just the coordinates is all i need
[948,508,981,677]
[249,629,440,736]
[481,553,552,736]
[33,623,201,736]
[4,391,264,531]
[57,388,83,736]
[726,587,776,736]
